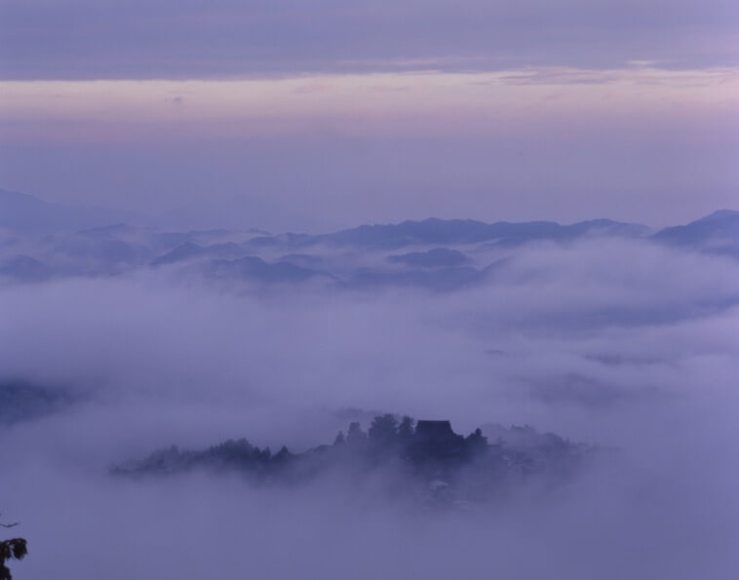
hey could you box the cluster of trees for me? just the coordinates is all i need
[116,415,489,477]
[114,414,590,505]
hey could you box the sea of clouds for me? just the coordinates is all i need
[1,235,738,579]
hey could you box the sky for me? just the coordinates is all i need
[0,0,738,230]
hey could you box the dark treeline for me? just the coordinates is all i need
[114,415,591,506]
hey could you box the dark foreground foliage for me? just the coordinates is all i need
[0,538,28,580]
[113,416,592,507]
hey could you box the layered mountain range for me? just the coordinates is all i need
[1,189,738,291]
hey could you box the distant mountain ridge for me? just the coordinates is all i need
[248,217,650,250]
[2,188,737,283]
[652,209,739,257]
[5,187,736,249]
[0,189,136,233]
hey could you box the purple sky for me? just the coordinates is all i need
[0,0,737,230]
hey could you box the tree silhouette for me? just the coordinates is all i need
[398,415,415,441]
[0,517,27,580]
[368,414,399,446]
[346,421,367,445]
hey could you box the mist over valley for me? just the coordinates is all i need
[1,191,738,578]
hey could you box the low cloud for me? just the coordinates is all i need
[0,232,738,578]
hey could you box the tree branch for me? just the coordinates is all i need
[0,516,18,529]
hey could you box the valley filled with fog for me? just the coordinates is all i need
[1,193,738,579]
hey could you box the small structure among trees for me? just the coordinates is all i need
[114,414,591,506]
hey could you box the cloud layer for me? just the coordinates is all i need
[1,229,739,578]
[1,0,738,79]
